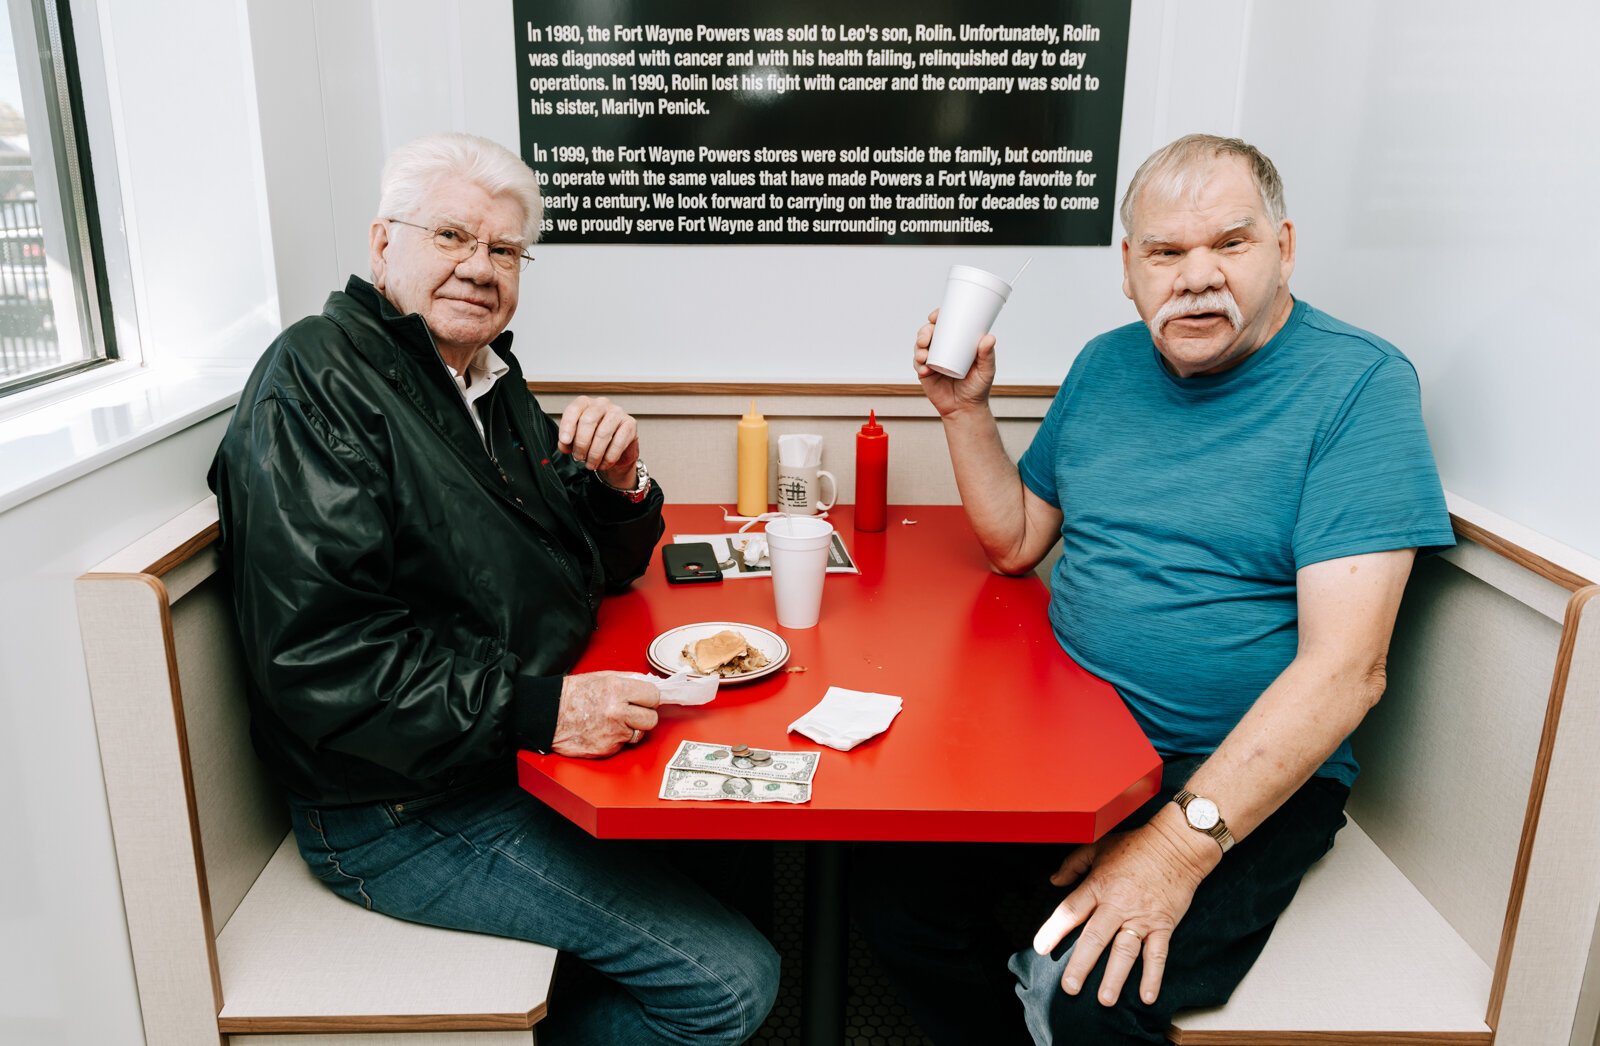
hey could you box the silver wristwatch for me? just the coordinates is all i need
[1173,789,1235,853]
[602,460,652,503]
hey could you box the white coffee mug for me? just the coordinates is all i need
[776,465,837,516]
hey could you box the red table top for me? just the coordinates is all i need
[517,505,1161,843]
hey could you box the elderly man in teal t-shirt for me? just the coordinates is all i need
[853,134,1454,1045]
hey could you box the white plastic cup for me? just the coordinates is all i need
[765,516,834,629]
[925,264,1013,379]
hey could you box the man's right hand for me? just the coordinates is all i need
[913,307,999,418]
[551,672,660,758]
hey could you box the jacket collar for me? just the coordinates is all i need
[337,275,518,370]
[326,276,514,492]
[323,278,591,576]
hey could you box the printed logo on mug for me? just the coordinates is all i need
[776,465,837,516]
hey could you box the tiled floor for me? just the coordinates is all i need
[749,843,933,1046]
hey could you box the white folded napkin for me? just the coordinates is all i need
[787,686,903,751]
[777,433,824,467]
[622,670,721,706]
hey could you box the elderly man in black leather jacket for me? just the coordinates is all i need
[208,132,779,1046]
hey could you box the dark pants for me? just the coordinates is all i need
[851,755,1349,1045]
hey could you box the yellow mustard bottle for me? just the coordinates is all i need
[736,400,768,516]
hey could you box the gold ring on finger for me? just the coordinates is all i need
[1118,927,1144,942]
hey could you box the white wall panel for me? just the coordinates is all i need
[1238,0,1598,557]
[257,0,1597,556]
[0,414,230,1045]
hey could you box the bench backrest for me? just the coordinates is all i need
[1350,508,1600,1043]
[76,498,284,1044]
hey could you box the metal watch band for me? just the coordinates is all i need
[600,460,651,502]
[1173,788,1235,853]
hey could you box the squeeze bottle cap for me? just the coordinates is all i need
[859,410,884,436]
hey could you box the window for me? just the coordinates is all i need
[0,0,110,396]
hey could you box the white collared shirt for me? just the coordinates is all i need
[448,344,511,446]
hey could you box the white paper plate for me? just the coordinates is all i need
[647,622,790,685]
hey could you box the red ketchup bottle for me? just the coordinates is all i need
[854,410,888,531]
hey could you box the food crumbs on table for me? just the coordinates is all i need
[901,518,919,525]
[783,665,807,673]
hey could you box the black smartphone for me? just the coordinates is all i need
[662,541,723,584]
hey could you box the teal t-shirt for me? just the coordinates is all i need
[1017,299,1454,786]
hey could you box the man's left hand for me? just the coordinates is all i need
[1031,807,1221,1007]
[558,396,641,488]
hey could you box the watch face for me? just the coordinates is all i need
[1186,797,1220,830]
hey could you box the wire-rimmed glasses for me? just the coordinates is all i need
[385,218,534,272]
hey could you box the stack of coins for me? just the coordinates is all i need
[748,750,773,766]
[730,743,752,758]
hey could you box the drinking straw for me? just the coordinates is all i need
[1011,256,1033,286]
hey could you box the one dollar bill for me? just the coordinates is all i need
[659,768,811,804]
[666,740,819,784]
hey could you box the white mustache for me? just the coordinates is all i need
[1152,291,1243,333]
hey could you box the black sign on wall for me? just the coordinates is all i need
[512,0,1131,245]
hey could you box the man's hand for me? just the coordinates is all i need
[558,396,641,490]
[913,307,999,418]
[551,671,660,758]
[1032,807,1221,1007]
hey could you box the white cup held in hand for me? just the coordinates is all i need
[776,465,837,516]
[925,264,1013,380]
[765,516,833,629]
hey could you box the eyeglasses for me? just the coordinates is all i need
[385,218,534,273]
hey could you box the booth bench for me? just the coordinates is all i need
[77,496,1600,1045]
[76,499,556,1045]
[1169,498,1600,1045]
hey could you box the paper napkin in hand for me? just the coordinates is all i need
[621,671,720,706]
[787,686,903,751]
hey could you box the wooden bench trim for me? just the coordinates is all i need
[144,519,222,579]
[1450,515,1593,593]
[527,379,1059,397]
[78,569,229,1033]
[217,1009,544,1034]
[1168,1031,1491,1045]
[1487,585,1598,1026]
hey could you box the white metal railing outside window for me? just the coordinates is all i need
[0,0,111,396]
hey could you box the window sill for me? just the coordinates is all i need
[0,363,249,515]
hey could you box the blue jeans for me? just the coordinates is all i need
[288,775,780,1045]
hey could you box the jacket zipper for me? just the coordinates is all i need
[504,385,605,616]
[329,298,602,618]
[391,341,593,607]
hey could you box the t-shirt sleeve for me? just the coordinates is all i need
[1017,381,1073,508]
[1293,356,1455,568]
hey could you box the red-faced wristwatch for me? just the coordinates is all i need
[603,460,652,503]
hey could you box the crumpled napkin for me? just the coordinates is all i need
[778,433,824,467]
[787,686,903,751]
[621,670,721,706]
[732,533,769,567]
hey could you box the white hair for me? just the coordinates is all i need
[376,132,543,244]
[1120,134,1286,234]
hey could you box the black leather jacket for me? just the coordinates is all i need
[208,277,664,805]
